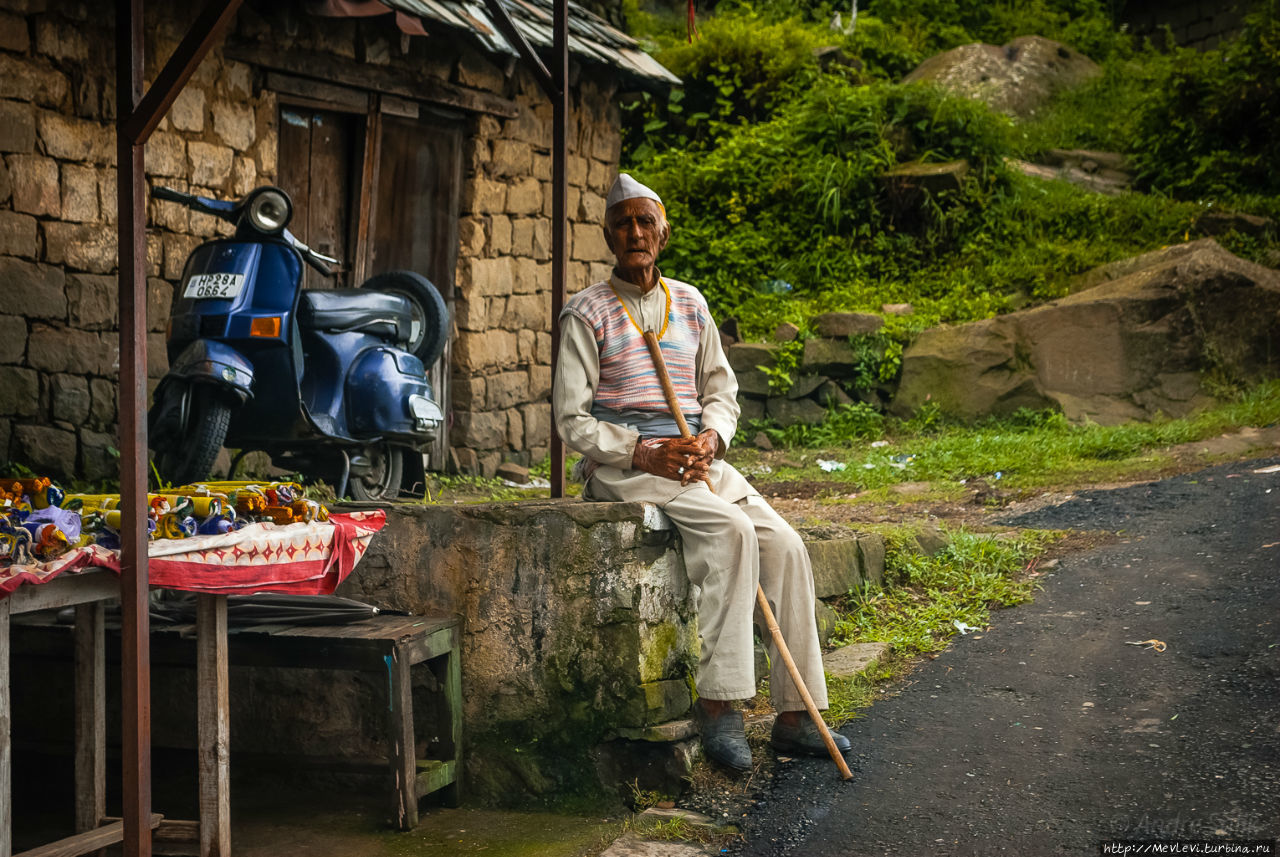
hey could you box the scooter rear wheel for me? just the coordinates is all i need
[347,442,405,502]
[155,386,231,488]
[361,271,448,370]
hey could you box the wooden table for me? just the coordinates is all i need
[0,570,228,857]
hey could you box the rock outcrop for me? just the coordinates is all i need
[891,240,1280,424]
[902,36,1101,117]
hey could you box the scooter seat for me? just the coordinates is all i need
[297,289,413,340]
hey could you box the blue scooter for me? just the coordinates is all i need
[147,185,448,500]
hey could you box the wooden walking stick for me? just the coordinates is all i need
[642,329,853,781]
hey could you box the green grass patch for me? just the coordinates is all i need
[738,380,1280,493]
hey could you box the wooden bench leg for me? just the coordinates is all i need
[74,602,106,849]
[1,599,11,857]
[440,639,462,808]
[387,646,416,830]
[197,595,230,857]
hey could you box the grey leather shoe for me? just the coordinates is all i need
[770,716,852,757]
[693,703,752,773]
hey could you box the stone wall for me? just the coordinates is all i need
[449,73,620,477]
[0,0,620,482]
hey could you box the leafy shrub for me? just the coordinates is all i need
[1128,0,1280,198]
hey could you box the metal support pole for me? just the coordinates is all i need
[549,0,569,498]
[115,1,151,853]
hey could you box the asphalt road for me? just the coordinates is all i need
[736,456,1280,856]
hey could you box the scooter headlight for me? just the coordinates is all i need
[246,188,292,234]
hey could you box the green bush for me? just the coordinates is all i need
[1128,1,1280,198]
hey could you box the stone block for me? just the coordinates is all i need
[453,297,486,332]
[516,328,536,363]
[816,380,854,406]
[532,153,551,181]
[487,371,529,410]
[147,332,166,378]
[734,369,772,397]
[578,190,606,224]
[89,378,115,427]
[587,158,612,194]
[457,255,513,298]
[478,450,501,478]
[882,303,913,315]
[495,461,529,484]
[491,139,532,178]
[0,210,37,258]
[774,322,800,341]
[454,329,517,373]
[812,312,884,337]
[99,168,118,226]
[567,155,588,186]
[43,221,117,273]
[857,534,886,587]
[787,373,827,400]
[571,221,609,262]
[624,679,691,727]
[0,55,68,108]
[211,100,255,150]
[802,338,857,373]
[485,296,508,330]
[35,17,87,61]
[60,163,98,222]
[0,11,28,52]
[454,50,505,93]
[78,428,118,483]
[503,104,549,148]
[767,396,826,427]
[1,257,65,320]
[0,99,36,153]
[737,395,764,422]
[170,86,204,132]
[531,217,551,261]
[50,373,89,423]
[9,153,59,216]
[464,176,506,214]
[188,141,234,187]
[163,233,201,280]
[12,424,77,479]
[511,217,535,256]
[0,365,38,416]
[458,216,485,257]
[37,112,111,163]
[144,131,186,178]
[450,409,506,449]
[804,537,864,599]
[527,365,551,401]
[511,256,542,295]
[535,331,552,365]
[148,277,173,332]
[463,137,488,175]
[823,642,891,679]
[506,177,542,216]
[501,292,548,331]
[449,445,479,476]
[0,314,24,363]
[232,155,256,196]
[814,600,839,648]
[522,402,550,449]
[488,214,512,255]
[27,323,108,374]
[506,407,523,448]
[451,375,485,410]
[727,342,778,373]
[0,157,9,204]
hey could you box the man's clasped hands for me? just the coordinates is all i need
[630,429,722,486]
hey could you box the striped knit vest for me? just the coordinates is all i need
[563,278,707,418]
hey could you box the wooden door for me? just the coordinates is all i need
[277,106,360,290]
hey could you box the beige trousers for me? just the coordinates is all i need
[585,460,828,711]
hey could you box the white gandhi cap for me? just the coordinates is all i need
[605,174,665,220]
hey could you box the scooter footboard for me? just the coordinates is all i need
[347,348,441,439]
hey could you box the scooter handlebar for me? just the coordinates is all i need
[151,186,237,219]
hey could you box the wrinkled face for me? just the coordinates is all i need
[603,198,669,274]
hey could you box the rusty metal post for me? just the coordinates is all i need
[549,0,568,498]
[115,1,152,853]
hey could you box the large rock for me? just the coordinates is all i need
[903,36,1101,117]
[891,240,1280,424]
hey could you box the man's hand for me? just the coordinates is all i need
[632,434,716,485]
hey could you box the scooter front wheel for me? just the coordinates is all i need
[346,442,405,502]
[154,386,231,488]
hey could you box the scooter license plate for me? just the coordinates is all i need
[183,273,246,300]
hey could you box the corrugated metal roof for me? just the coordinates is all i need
[384,0,680,86]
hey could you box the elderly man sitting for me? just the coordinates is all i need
[551,174,851,772]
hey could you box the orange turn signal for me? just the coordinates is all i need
[249,316,282,337]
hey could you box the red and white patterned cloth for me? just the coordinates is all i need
[0,510,385,599]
